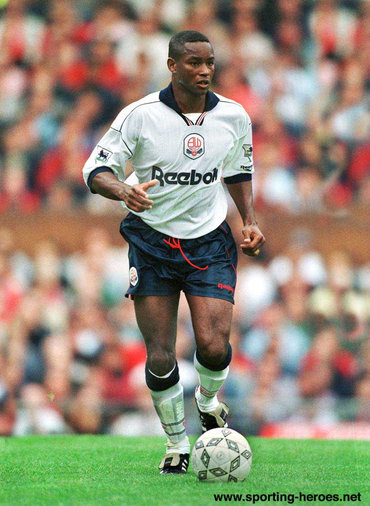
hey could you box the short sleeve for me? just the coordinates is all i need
[222,116,254,183]
[82,106,139,189]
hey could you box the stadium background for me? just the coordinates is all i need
[0,0,368,439]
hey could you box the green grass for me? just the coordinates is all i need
[0,436,369,506]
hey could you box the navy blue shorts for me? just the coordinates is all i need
[120,213,238,304]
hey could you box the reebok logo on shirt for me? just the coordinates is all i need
[152,166,218,187]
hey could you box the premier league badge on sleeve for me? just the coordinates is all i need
[95,146,113,163]
[184,133,205,160]
[242,144,253,164]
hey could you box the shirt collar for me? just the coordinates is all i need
[159,83,219,115]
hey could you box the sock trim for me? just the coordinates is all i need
[164,418,185,426]
[145,361,179,391]
[196,343,232,371]
[163,428,186,437]
[148,363,176,379]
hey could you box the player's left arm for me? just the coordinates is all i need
[226,180,265,257]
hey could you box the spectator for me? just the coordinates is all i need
[13,383,69,435]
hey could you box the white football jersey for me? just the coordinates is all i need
[83,84,254,239]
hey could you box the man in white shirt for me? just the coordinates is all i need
[83,30,265,474]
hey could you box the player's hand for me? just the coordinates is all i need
[123,179,158,212]
[240,224,265,257]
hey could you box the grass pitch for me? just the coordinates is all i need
[0,436,369,505]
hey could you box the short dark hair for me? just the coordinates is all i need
[168,30,210,60]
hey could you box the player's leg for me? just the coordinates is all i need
[134,293,190,473]
[185,294,233,431]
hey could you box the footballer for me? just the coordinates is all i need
[83,30,265,474]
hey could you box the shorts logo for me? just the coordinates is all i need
[218,283,234,293]
[184,133,205,160]
[95,146,113,163]
[129,267,138,286]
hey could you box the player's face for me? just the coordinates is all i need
[169,42,215,96]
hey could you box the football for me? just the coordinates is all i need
[191,427,252,482]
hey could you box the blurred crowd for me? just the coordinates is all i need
[0,0,369,214]
[0,221,369,436]
[0,0,369,436]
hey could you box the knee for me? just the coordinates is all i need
[197,341,229,368]
[147,349,176,376]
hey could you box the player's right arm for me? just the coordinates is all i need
[91,172,157,212]
[83,104,157,212]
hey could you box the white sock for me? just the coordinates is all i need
[150,381,190,452]
[194,353,229,413]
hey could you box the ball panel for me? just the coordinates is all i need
[194,439,204,449]
[225,438,240,453]
[198,470,208,481]
[231,458,252,481]
[206,437,223,447]
[209,447,230,467]
[229,455,241,473]
[200,448,211,468]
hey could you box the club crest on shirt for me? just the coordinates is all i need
[183,133,205,160]
[95,146,113,163]
[129,267,138,286]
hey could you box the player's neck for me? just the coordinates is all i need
[172,83,206,113]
